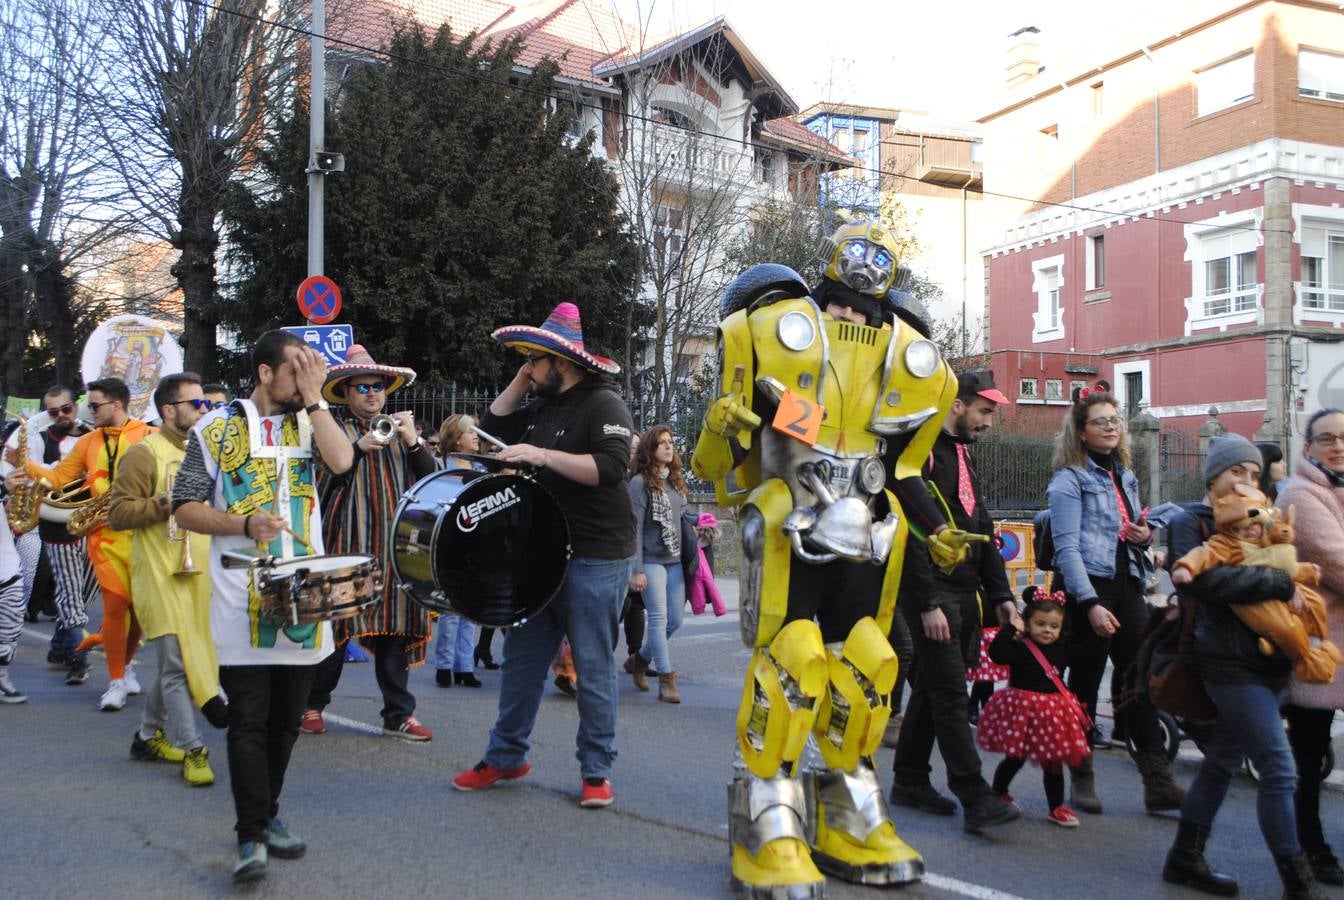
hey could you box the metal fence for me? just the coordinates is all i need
[390,384,498,433]
[1158,429,1207,505]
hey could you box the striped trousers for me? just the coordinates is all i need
[0,573,25,662]
[45,539,98,632]
[15,531,40,612]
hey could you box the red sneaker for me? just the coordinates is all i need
[453,761,532,791]
[385,715,432,742]
[299,709,325,735]
[1048,805,1080,827]
[580,777,613,808]
[999,792,1014,805]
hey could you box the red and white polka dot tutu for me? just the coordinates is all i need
[976,688,1091,767]
[967,627,1010,683]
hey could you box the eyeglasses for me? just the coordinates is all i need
[351,382,386,395]
[1312,433,1344,447]
[524,353,550,367]
[207,400,228,409]
[1086,416,1121,429]
[87,400,116,411]
[44,403,75,416]
[167,398,214,412]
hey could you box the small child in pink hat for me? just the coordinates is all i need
[688,512,725,616]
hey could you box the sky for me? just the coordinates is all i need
[608,0,1233,121]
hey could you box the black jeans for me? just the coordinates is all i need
[307,635,414,726]
[219,664,318,844]
[887,606,914,713]
[1285,704,1335,852]
[1065,576,1164,752]
[892,589,990,803]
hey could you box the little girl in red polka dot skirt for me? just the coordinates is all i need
[976,586,1092,827]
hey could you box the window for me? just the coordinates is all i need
[1195,53,1254,116]
[1031,254,1065,342]
[1019,378,1038,399]
[1203,250,1257,316]
[1124,372,1144,418]
[1299,50,1344,102]
[1090,81,1104,117]
[1114,361,1150,420]
[1045,379,1064,401]
[1070,380,1090,399]
[1086,234,1105,290]
[653,204,685,283]
[1302,227,1344,311]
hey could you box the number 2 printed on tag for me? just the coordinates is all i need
[771,389,823,445]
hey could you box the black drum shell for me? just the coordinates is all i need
[392,469,570,627]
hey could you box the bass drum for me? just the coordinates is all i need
[392,468,571,627]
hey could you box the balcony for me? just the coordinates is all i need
[642,122,755,189]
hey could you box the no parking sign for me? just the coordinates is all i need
[296,275,342,325]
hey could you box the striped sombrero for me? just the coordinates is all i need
[322,344,417,404]
[491,302,619,375]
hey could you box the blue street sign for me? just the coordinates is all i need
[282,324,354,367]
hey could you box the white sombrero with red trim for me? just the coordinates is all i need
[491,302,619,375]
[322,344,417,404]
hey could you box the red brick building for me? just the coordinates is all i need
[980,0,1344,449]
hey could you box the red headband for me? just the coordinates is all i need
[1027,586,1066,605]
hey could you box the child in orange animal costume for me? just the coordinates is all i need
[1172,483,1341,684]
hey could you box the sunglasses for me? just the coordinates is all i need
[87,399,117,411]
[44,403,75,416]
[1085,416,1121,429]
[167,398,215,412]
[426,440,441,448]
[351,382,386,394]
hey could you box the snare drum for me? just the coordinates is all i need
[392,468,570,627]
[255,554,382,626]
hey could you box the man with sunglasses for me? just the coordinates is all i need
[107,372,220,785]
[2,385,96,682]
[301,345,437,741]
[22,377,155,708]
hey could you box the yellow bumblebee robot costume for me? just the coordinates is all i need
[693,219,979,897]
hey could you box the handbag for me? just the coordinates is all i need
[1145,596,1217,721]
[679,508,700,582]
[1023,638,1094,733]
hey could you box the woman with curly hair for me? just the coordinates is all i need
[624,425,687,704]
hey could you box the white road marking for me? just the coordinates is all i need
[321,711,388,737]
[923,873,1033,900]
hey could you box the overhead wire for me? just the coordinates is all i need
[181,0,1298,238]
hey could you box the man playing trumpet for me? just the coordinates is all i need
[301,345,437,741]
[107,372,220,786]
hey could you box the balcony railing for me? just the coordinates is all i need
[642,122,754,187]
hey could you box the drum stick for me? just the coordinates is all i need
[281,524,316,555]
[471,425,509,451]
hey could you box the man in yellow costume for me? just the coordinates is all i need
[107,372,220,786]
[693,218,977,897]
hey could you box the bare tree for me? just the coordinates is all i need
[0,0,124,398]
[94,0,304,376]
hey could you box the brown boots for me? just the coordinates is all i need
[1136,750,1186,812]
[658,672,680,704]
[1069,757,1103,813]
[623,653,649,692]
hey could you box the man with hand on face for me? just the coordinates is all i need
[891,370,1023,833]
[1,385,97,681]
[300,345,438,741]
[107,372,221,786]
[171,330,353,882]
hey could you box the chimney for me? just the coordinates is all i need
[1006,26,1041,88]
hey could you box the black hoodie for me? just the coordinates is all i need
[482,376,635,559]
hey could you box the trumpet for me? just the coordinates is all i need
[164,466,200,576]
[368,414,397,445]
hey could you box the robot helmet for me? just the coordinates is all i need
[818,218,903,300]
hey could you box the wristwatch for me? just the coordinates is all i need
[304,400,330,415]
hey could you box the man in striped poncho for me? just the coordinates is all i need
[300,346,438,741]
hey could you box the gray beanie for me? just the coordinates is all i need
[1203,434,1262,484]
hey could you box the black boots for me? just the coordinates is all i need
[1275,854,1326,900]
[1163,821,1239,896]
[1306,846,1344,886]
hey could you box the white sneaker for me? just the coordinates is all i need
[0,667,27,704]
[123,667,142,696]
[99,679,128,711]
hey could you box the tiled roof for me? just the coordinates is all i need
[760,117,848,160]
[484,1,638,83]
[330,0,515,54]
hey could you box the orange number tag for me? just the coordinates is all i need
[771,389,823,445]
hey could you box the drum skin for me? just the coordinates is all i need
[392,469,571,627]
[255,554,381,625]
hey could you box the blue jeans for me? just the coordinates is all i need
[484,556,635,780]
[434,613,478,672]
[1182,680,1300,858]
[638,561,684,673]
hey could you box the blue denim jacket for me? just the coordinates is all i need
[1046,459,1146,603]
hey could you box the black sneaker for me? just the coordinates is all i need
[890,782,958,816]
[1088,725,1111,749]
[65,658,91,685]
[963,790,1022,834]
[47,648,69,667]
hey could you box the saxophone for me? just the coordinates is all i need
[6,411,46,535]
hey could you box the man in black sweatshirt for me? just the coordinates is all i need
[891,369,1024,833]
[452,303,636,811]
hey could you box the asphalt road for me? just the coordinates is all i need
[4,579,1341,899]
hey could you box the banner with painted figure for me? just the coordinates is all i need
[80,315,184,422]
